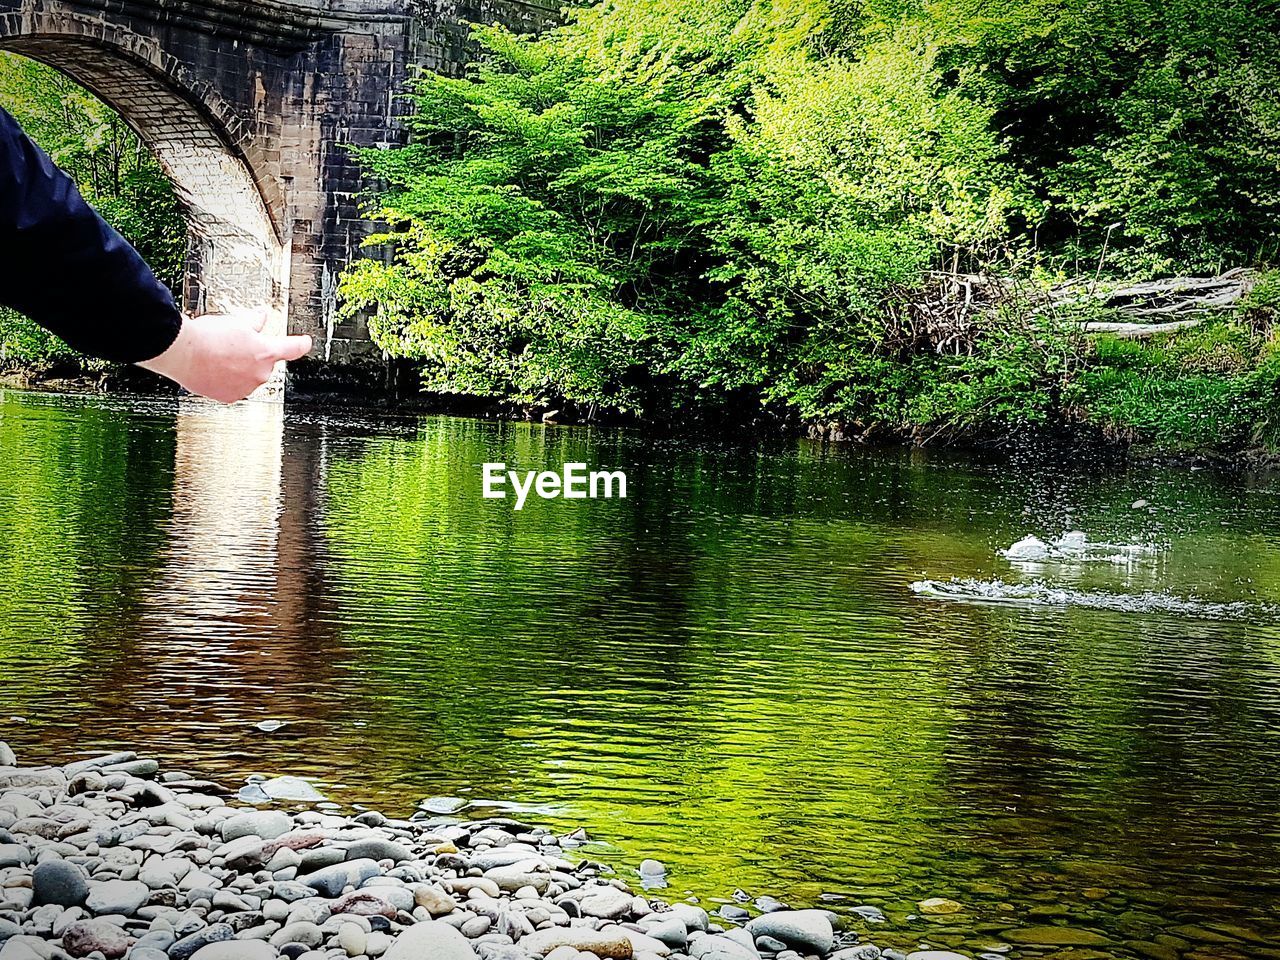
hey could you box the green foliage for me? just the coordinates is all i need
[343,4,1023,421]
[0,54,186,370]
[903,310,1084,440]
[931,0,1280,273]
[0,306,80,367]
[343,0,1280,451]
[339,25,716,411]
[1069,319,1280,452]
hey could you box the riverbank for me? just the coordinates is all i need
[1,743,969,960]
[4,367,1278,477]
[14,300,1280,466]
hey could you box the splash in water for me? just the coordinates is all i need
[1002,531,1161,565]
[911,577,1276,622]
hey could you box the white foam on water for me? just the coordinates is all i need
[1000,530,1161,565]
[911,577,1277,622]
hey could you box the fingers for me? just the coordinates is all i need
[248,308,270,333]
[263,334,314,363]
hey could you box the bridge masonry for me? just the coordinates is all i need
[0,0,555,362]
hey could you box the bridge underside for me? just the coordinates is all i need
[0,0,552,363]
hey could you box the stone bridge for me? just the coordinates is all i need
[0,0,552,361]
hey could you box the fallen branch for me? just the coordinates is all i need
[1053,267,1258,323]
[887,268,1259,354]
[1080,318,1205,339]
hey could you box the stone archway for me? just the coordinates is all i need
[0,0,557,370]
[0,26,288,329]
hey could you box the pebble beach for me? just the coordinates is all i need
[0,743,933,960]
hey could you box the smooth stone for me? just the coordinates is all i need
[689,934,759,960]
[222,813,294,843]
[668,905,710,933]
[170,923,236,960]
[625,930,672,957]
[639,860,666,877]
[0,768,66,790]
[0,743,14,767]
[447,879,501,899]
[469,850,542,872]
[85,880,149,916]
[1002,926,1110,946]
[330,890,397,918]
[33,861,89,907]
[484,868,549,895]
[905,953,971,960]
[338,923,368,958]
[260,777,326,803]
[65,752,138,778]
[642,919,687,949]
[520,926,632,960]
[0,845,31,869]
[745,912,833,955]
[831,947,881,960]
[61,919,132,959]
[0,936,57,960]
[301,859,381,898]
[383,921,479,960]
[414,886,456,917]
[217,836,266,868]
[298,848,345,873]
[238,784,272,805]
[419,797,468,815]
[103,759,160,778]
[917,899,962,916]
[190,942,279,960]
[270,921,323,948]
[345,838,410,863]
[460,916,491,938]
[577,886,635,920]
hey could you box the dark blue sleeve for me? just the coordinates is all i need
[0,106,182,364]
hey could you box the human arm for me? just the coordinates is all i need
[0,106,310,401]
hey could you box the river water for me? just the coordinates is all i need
[3,389,1280,958]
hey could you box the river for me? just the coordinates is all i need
[2,389,1280,958]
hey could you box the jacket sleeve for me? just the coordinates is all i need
[0,106,183,364]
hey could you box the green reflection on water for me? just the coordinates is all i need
[4,391,1280,957]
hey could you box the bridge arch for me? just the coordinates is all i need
[0,13,288,326]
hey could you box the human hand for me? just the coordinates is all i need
[138,309,313,404]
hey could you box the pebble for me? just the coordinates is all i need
[520,926,633,959]
[61,919,131,959]
[0,745,917,960]
[84,879,149,916]
[0,844,31,868]
[384,920,478,959]
[917,898,962,915]
[745,911,835,955]
[338,922,368,957]
[32,860,89,907]
[191,942,279,960]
